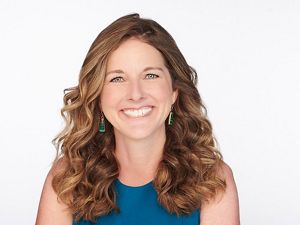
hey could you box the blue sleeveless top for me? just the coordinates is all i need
[73,179,200,225]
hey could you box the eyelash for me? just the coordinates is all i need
[110,76,123,83]
[146,73,159,79]
[110,73,159,83]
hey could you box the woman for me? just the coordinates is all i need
[36,13,240,225]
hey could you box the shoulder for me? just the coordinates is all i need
[218,161,235,183]
[200,161,240,225]
[35,157,72,225]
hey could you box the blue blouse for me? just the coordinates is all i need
[73,179,200,225]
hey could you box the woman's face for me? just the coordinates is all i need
[100,37,178,140]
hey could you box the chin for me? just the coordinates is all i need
[114,126,159,140]
[125,130,154,140]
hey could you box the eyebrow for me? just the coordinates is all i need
[106,66,164,76]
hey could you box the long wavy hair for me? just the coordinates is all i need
[51,13,226,222]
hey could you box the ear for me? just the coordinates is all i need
[172,89,178,105]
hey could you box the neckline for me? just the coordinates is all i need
[116,178,153,189]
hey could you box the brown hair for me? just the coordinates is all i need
[51,13,226,222]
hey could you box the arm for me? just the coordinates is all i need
[199,162,240,225]
[35,162,73,225]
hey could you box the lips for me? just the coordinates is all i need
[121,106,154,118]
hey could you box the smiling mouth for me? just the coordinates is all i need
[122,106,153,118]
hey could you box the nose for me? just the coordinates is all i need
[127,79,145,101]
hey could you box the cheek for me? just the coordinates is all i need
[100,87,121,111]
[150,82,173,102]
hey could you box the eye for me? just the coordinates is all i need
[110,76,124,83]
[145,73,159,79]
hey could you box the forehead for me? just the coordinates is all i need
[107,38,166,70]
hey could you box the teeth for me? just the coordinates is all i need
[123,107,152,118]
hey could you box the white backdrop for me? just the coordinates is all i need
[0,0,299,224]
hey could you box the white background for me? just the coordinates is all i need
[0,0,299,224]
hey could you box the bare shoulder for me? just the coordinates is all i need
[35,158,72,225]
[218,161,235,182]
[199,161,240,225]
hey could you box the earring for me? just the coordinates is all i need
[168,105,174,126]
[99,112,105,133]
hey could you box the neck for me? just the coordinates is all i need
[114,126,166,185]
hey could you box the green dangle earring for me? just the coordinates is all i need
[168,105,174,126]
[99,112,105,133]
